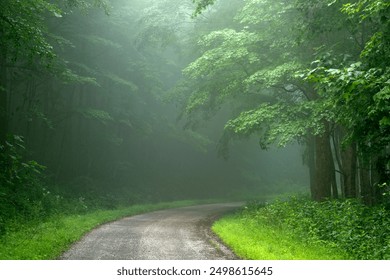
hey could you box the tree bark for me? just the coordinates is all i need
[307,135,317,200]
[313,125,333,201]
[330,148,339,199]
[0,47,8,144]
[341,144,357,198]
[359,157,372,205]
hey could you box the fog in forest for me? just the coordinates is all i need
[3,0,390,262]
[2,0,309,205]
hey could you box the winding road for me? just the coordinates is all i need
[61,202,242,260]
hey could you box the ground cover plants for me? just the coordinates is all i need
[213,195,390,260]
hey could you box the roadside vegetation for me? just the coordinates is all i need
[0,200,214,260]
[213,195,390,260]
[0,138,216,259]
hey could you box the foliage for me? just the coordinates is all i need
[78,108,114,124]
[0,0,109,64]
[175,0,389,202]
[136,0,193,49]
[224,100,330,149]
[192,0,216,17]
[213,210,348,260]
[0,135,49,234]
[240,196,390,259]
[0,135,92,235]
[178,0,327,148]
[0,138,153,237]
[306,63,390,156]
[302,0,390,183]
[60,0,111,14]
[0,0,58,64]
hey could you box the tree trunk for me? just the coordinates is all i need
[330,147,339,199]
[313,126,333,201]
[307,135,317,200]
[341,144,357,198]
[359,157,372,205]
[0,48,8,144]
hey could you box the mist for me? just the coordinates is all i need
[1,0,309,205]
[3,0,390,263]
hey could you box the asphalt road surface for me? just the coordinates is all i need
[61,202,243,260]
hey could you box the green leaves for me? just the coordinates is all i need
[0,0,58,63]
[244,62,303,88]
[180,0,347,153]
[238,0,294,25]
[78,108,114,124]
[342,0,390,20]
[192,0,216,17]
[185,91,209,114]
[60,68,100,86]
[314,64,389,158]
[224,100,329,149]
[105,73,138,93]
[184,29,260,79]
[0,135,48,232]
[62,0,111,14]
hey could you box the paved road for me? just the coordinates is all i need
[61,202,242,260]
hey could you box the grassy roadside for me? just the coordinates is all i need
[213,195,390,260]
[0,200,211,260]
[212,214,348,260]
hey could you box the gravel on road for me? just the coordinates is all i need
[61,202,242,260]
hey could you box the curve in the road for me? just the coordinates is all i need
[61,202,242,260]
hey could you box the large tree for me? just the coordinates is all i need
[178,0,388,202]
[306,0,390,203]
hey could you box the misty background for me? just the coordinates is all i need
[2,0,308,205]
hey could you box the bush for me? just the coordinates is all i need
[0,135,48,232]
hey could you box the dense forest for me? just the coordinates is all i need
[0,0,389,250]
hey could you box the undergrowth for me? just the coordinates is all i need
[0,135,220,259]
[0,200,205,259]
[213,195,390,260]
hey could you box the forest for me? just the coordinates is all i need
[0,0,389,260]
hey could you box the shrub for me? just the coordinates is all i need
[0,135,48,233]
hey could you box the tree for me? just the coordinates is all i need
[177,0,388,202]
[177,0,322,200]
[0,0,58,142]
[0,0,109,143]
[306,0,390,203]
[2,0,236,203]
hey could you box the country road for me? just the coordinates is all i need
[61,202,243,260]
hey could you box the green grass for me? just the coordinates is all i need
[213,195,390,260]
[0,200,210,260]
[213,214,349,260]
